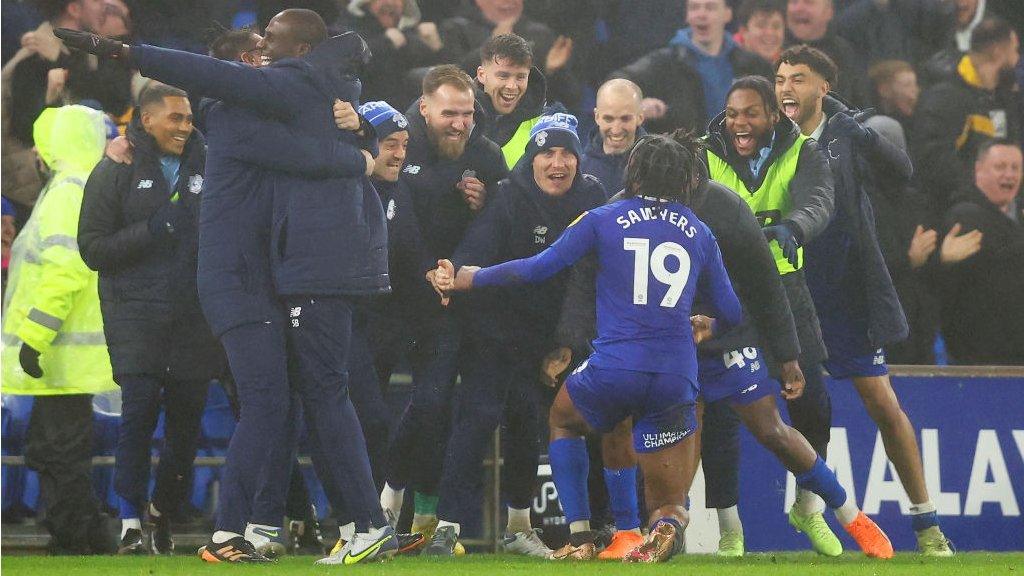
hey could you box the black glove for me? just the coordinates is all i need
[53,28,125,59]
[830,110,874,147]
[19,343,43,379]
[763,223,801,268]
[147,200,191,237]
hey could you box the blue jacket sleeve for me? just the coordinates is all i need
[131,45,293,119]
[696,236,743,331]
[474,211,596,287]
[227,118,369,179]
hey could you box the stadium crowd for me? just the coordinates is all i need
[1,0,1022,565]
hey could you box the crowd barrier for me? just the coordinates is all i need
[3,367,1022,552]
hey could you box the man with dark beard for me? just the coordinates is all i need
[377,64,508,543]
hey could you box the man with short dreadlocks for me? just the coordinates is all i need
[430,132,740,563]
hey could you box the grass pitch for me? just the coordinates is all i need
[2,552,1022,575]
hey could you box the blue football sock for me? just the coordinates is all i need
[549,437,590,523]
[911,510,939,531]
[604,466,641,531]
[795,457,847,510]
[118,496,141,520]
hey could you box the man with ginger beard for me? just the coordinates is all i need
[377,64,507,540]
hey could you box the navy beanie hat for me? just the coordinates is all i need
[524,113,583,164]
[358,101,409,139]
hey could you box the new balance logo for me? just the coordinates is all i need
[137,179,153,189]
[290,306,301,327]
[403,164,421,174]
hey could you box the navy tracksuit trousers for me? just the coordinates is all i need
[283,295,385,531]
[436,341,545,524]
[386,314,461,496]
[114,374,210,516]
[217,317,297,532]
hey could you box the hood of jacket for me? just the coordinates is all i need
[33,105,107,175]
[271,32,371,105]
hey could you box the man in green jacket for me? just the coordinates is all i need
[1,104,118,554]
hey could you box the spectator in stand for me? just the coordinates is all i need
[587,0,687,85]
[784,0,868,105]
[913,16,1021,224]
[581,78,646,195]
[610,0,772,134]
[834,0,950,67]
[868,60,920,142]
[3,0,105,211]
[940,138,1023,365]
[438,0,580,113]
[336,0,442,109]
[734,0,786,65]
[9,0,132,147]
[0,104,118,555]
[862,117,941,364]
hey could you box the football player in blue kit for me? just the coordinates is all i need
[432,133,741,563]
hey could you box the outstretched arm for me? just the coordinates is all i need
[130,45,294,119]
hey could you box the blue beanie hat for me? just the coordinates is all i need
[524,113,583,164]
[358,101,409,139]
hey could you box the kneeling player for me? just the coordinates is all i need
[433,134,741,562]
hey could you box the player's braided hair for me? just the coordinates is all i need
[623,130,706,206]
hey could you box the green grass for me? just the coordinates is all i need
[2,553,1022,575]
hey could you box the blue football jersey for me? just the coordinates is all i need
[474,196,742,376]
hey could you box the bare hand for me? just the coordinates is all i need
[45,68,68,105]
[690,315,715,344]
[641,97,667,119]
[105,135,133,164]
[457,176,486,211]
[492,18,517,38]
[22,29,62,62]
[417,22,443,52]
[907,225,937,269]
[940,222,983,264]
[426,259,456,306]
[333,99,361,131]
[545,36,573,73]
[384,27,407,50]
[779,360,805,400]
[541,347,573,387]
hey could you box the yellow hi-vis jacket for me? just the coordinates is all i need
[2,105,116,396]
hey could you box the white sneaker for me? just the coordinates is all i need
[244,524,288,558]
[315,525,398,565]
[502,529,554,558]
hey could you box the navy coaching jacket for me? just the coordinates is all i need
[130,34,388,334]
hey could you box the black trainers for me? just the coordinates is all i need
[118,528,147,555]
[289,517,327,555]
[199,536,272,563]
[147,513,174,555]
[422,525,458,557]
[397,532,426,554]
